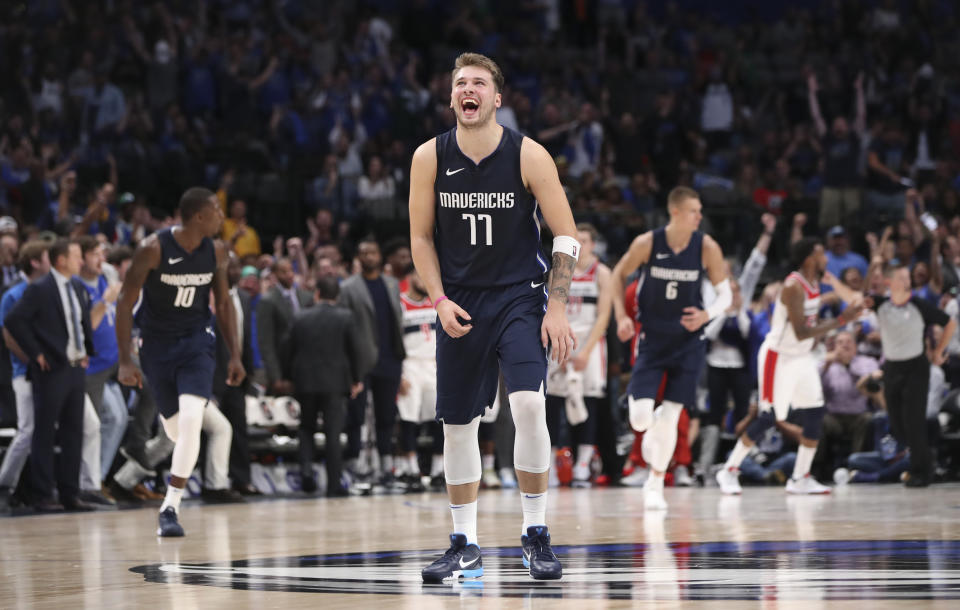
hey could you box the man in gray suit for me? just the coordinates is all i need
[338,238,406,487]
[283,277,364,496]
[256,258,313,397]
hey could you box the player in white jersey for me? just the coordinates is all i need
[545,224,612,487]
[716,238,863,495]
[396,270,444,490]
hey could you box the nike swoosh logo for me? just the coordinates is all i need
[168,257,184,265]
[531,281,545,289]
[655,253,670,260]
[446,168,465,176]
[459,556,478,568]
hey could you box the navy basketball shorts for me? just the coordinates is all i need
[435,280,548,425]
[627,330,706,407]
[139,327,217,419]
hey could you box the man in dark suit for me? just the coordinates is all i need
[256,257,312,397]
[214,256,258,496]
[5,238,97,512]
[282,277,364,496]
[338,238,406,486]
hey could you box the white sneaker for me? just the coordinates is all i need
[674,465,693,487]
[572,463,591,482]
[715,467,742,495]
[786,474,831,495]
[481,468,501,489]
[832,468,850,486]
[620,466,649,487]
[643,487,668,510]
[498,467,517,489]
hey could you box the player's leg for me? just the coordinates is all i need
[626,338,667,433]
[200,400,233,495]
[422,289,493,583]
[641,339,704,509]
[497,293,561,580]
[785,355,830,494]
[544,394,565,487]
[396,369,424,488]
[718,345,790,494]
[571,398,598,486]
[369,374,401,485]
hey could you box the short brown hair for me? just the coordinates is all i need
[18,240,49,274]
[576,222,599,243]
[667,186,700,209]
[76,235,100,256]
[452,53,505,93]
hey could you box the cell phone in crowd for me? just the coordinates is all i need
[920,212,938,232]
[899,177,915,189]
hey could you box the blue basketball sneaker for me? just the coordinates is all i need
[521,525,562,580]
[421,534,483,583]
[157,507,185,537]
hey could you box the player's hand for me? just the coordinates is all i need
[616,315,635,342]
[542,303,576,364]
[680,306,709,332]
[398,377,410,396]
[36,354,51,372]
[571,350,589,372]
[118,359,143,387]
[350,382,364,399]
[227,357,246,387]
[436,298,472,338]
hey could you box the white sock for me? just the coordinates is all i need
[724,439,751,471]
[408,455,420,476]
[381,454,394,475]
[645,471,665,492]
[451,500,478,545]
[520,491,547,534]
[576,444,594,469]
[482,454,495,471]
[431,455,444,477]
[792,445,816,480]
[160,484,185,514]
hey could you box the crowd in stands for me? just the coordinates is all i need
[2,0,960,509]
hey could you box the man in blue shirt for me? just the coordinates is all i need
[0,242,50,509]
[825,226,868,279]
[77,237,125,500]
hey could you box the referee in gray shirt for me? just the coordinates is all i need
[867,264,956,487]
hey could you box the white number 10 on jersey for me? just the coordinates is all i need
[174,286,196,308]
[462,213,493,246]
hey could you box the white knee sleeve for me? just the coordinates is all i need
[443,416,481,485]
[629,396,655,432]
[167,394,207,479]
[510,389,551,474]
[641,401,684,472]
[202,402,232,490]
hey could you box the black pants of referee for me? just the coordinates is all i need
[883,355,931,480]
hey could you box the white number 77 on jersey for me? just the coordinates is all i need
[462,213,493,246]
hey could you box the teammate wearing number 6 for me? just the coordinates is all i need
[115,187,245,538]
[611,186,731,511]
[410,52,578,583]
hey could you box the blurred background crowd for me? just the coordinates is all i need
[2,0,960,509]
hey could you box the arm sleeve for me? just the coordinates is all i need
[912,297,950,327]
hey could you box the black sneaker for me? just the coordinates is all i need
[429,474,446,492]
[201,488,246,504]
[421,534,483,583]
[521,525,562,580]
[157,507,185,537]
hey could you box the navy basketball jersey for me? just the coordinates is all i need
[434,126,547,288]
[635,227,704,335]
[136,228,215,337]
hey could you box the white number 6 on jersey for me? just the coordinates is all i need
[665,281,678,300]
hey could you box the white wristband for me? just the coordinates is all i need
[552,235,581,261]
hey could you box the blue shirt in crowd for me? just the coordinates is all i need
[0,279,28,378]
[79,274,119,375]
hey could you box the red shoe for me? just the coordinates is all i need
[555,447,573,486]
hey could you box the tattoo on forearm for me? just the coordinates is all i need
[549,253,576,304]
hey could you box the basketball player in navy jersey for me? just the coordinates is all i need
[116,187,244,537]
[611,186,732,511]
[410,53,579,582]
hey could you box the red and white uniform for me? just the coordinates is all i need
[546,260,607,398]
[758,272,824,419]
[397,294,438,423]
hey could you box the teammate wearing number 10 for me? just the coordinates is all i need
[611,186,731,511]
[115,187,245,538]
[410,53,580,582]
